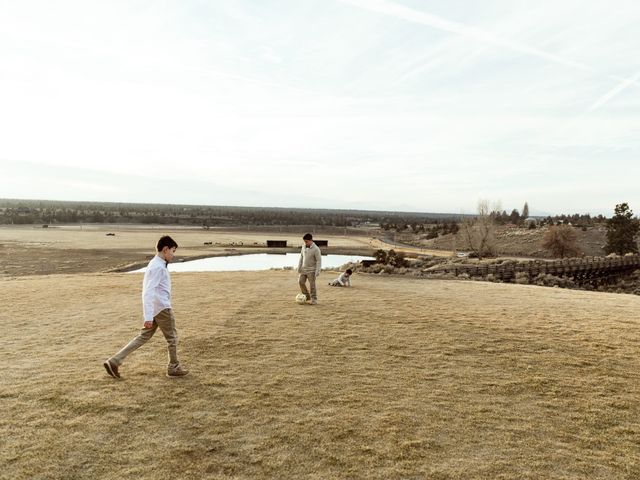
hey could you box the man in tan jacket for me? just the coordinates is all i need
[297,233,322,305]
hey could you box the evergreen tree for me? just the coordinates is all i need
[604,203,639,255]
[509,209,520,225]
[522,202,529,220]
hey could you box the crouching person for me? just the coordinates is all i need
[329,268,353,287]
[104,235,189,379]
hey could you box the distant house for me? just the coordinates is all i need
[524,217,538,228]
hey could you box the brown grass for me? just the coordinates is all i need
[2,270,639,479]
[422,226,608,258]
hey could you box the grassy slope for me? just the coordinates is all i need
[2,271,639,479]
[422,226,608,258]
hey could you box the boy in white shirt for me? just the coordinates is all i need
[104,235,188,378]
[329,268,353,287]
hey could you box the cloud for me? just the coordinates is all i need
[337,0,591,70]
[1,1,639,214]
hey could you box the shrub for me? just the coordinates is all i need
[374,249,387,264]
[533,273,576,288]
[387,249,408,267]
[542,225,580,258]
[366,264,385,274]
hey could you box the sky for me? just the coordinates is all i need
[1,0,639,216]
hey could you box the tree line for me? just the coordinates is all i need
[0,199,456,228]
[540,203,639,258]
[463,200,638,259]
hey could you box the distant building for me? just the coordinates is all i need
[524,217,538,228]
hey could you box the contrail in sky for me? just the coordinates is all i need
[585,71,640,113]
[338,0,640,89]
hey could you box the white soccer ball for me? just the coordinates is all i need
[295,293,307,304]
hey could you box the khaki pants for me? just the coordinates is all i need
[111,308,179,367]
[299,273,317,301]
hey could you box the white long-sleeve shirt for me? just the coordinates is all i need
[142,255,172,322]
[335,272,351,286]
[297,242,322,276]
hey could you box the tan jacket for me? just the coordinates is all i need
[298,242,321,276]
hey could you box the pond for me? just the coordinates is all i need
[130,253,374,273]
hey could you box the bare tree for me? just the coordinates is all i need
[541,225,580,258]
[462,199,499,259]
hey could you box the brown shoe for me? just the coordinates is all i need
[167,364,189,377]
[103,359,120,378]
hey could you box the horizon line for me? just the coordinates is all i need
[0,196,611,219]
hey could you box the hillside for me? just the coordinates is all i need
[2,270,639,479]
[418,226,608,258]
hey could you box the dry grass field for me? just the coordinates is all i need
[3,268,640,479]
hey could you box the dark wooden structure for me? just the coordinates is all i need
[267,240,287,248]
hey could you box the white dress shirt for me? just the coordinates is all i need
[142,255,172,322]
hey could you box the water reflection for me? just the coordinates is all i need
[131,253,374,273]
